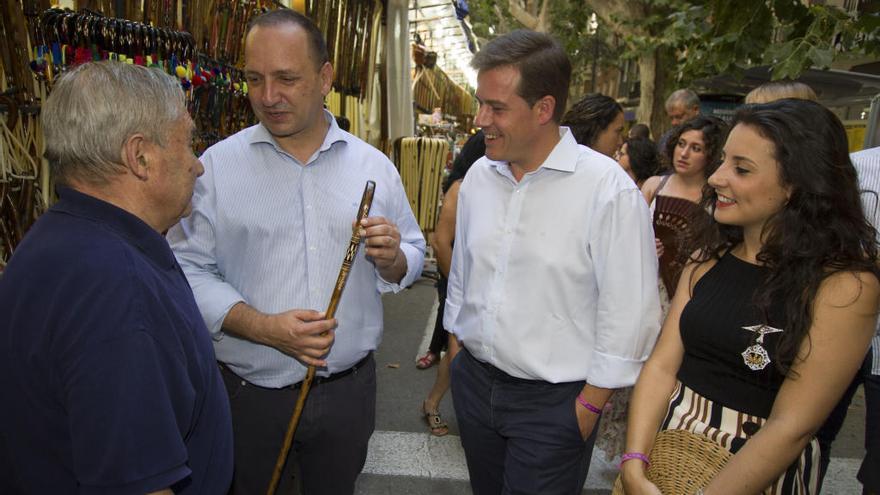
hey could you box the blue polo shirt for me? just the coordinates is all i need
[0,188,232,494]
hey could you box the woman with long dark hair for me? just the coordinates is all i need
[621,99,880,494]
[642,116,728,299]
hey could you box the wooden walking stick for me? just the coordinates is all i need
[266,180,377,495]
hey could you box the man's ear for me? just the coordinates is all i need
[121,133,149,181]
[534,95,556,125]
[320,61,334,97]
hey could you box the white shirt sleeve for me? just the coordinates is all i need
[587,187,661,388]
[443,175,467,335]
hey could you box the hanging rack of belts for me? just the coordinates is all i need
[31,7,255,155]
[0,0,48,270]
[393,136,448,234]
[0,0,386,268]
[308,0,385,148]
[411,48,476,132]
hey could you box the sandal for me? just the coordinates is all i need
[422,401,449,437]
[415,351,438,369]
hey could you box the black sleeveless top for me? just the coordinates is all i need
[677,251,788,418]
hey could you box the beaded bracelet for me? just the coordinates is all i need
[576,394,602,414]
[619,452,651,470]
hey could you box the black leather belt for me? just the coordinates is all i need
[290,352,373,389]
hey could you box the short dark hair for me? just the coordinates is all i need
[247,8,329,68]
[663,115,729,178]
[561,93,623,148]
[624,137,661,183]
[629,123,651,140]
[471,30,571,122]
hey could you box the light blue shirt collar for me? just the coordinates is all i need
[245,109,350,158]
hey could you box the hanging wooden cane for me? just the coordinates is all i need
[266,179,376,495]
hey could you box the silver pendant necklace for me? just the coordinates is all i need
[740,324,784,371]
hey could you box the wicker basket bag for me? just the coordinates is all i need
[611,429,732,494]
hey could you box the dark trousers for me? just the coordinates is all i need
[450,348,597,495]
[816,355,867,482]
[860,354,880,494]
[428,277,450,355]
[220,354,376,495]
[815,347,880,494]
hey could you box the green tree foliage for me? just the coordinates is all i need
[463,0,878,133]
[465,0,623,98]
[614,0,880,84]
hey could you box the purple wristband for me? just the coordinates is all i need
[576,395,602,414]
[619,452,651,470]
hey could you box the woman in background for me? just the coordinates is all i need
[418,131,485,436]
[562,93,625,157]
[616,137,661,188]
[642,116,728,299]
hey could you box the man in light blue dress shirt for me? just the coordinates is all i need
[167,9,425,495]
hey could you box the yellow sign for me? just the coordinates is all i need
[845,121,867,153]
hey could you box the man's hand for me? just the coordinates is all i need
[359,216,407,283]
[575,399,601,441]
[263,309,337,367]
[655,237,665,258]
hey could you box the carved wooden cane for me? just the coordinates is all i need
[266,180,376,495]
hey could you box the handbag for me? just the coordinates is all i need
[611,428,732,494]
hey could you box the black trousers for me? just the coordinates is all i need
[450,347,597,495]
[220,354,376,495]
[428,277,450,355]
[860,349,880,493]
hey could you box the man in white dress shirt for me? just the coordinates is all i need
[443,30,661,494]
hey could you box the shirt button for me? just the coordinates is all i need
[306,205,312,210]
[310,246,316,251]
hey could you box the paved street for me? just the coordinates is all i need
[354,274,868,494]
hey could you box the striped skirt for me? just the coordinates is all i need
[661,382,820,495]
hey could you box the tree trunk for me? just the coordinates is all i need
[637,45,673,138]
[589,0,673,137]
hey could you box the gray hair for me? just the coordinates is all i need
[665,88,700,110]
[42,61,186,186]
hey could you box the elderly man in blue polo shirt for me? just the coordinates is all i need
[0,61,232,494]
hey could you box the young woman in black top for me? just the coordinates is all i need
[621,99,880,494]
